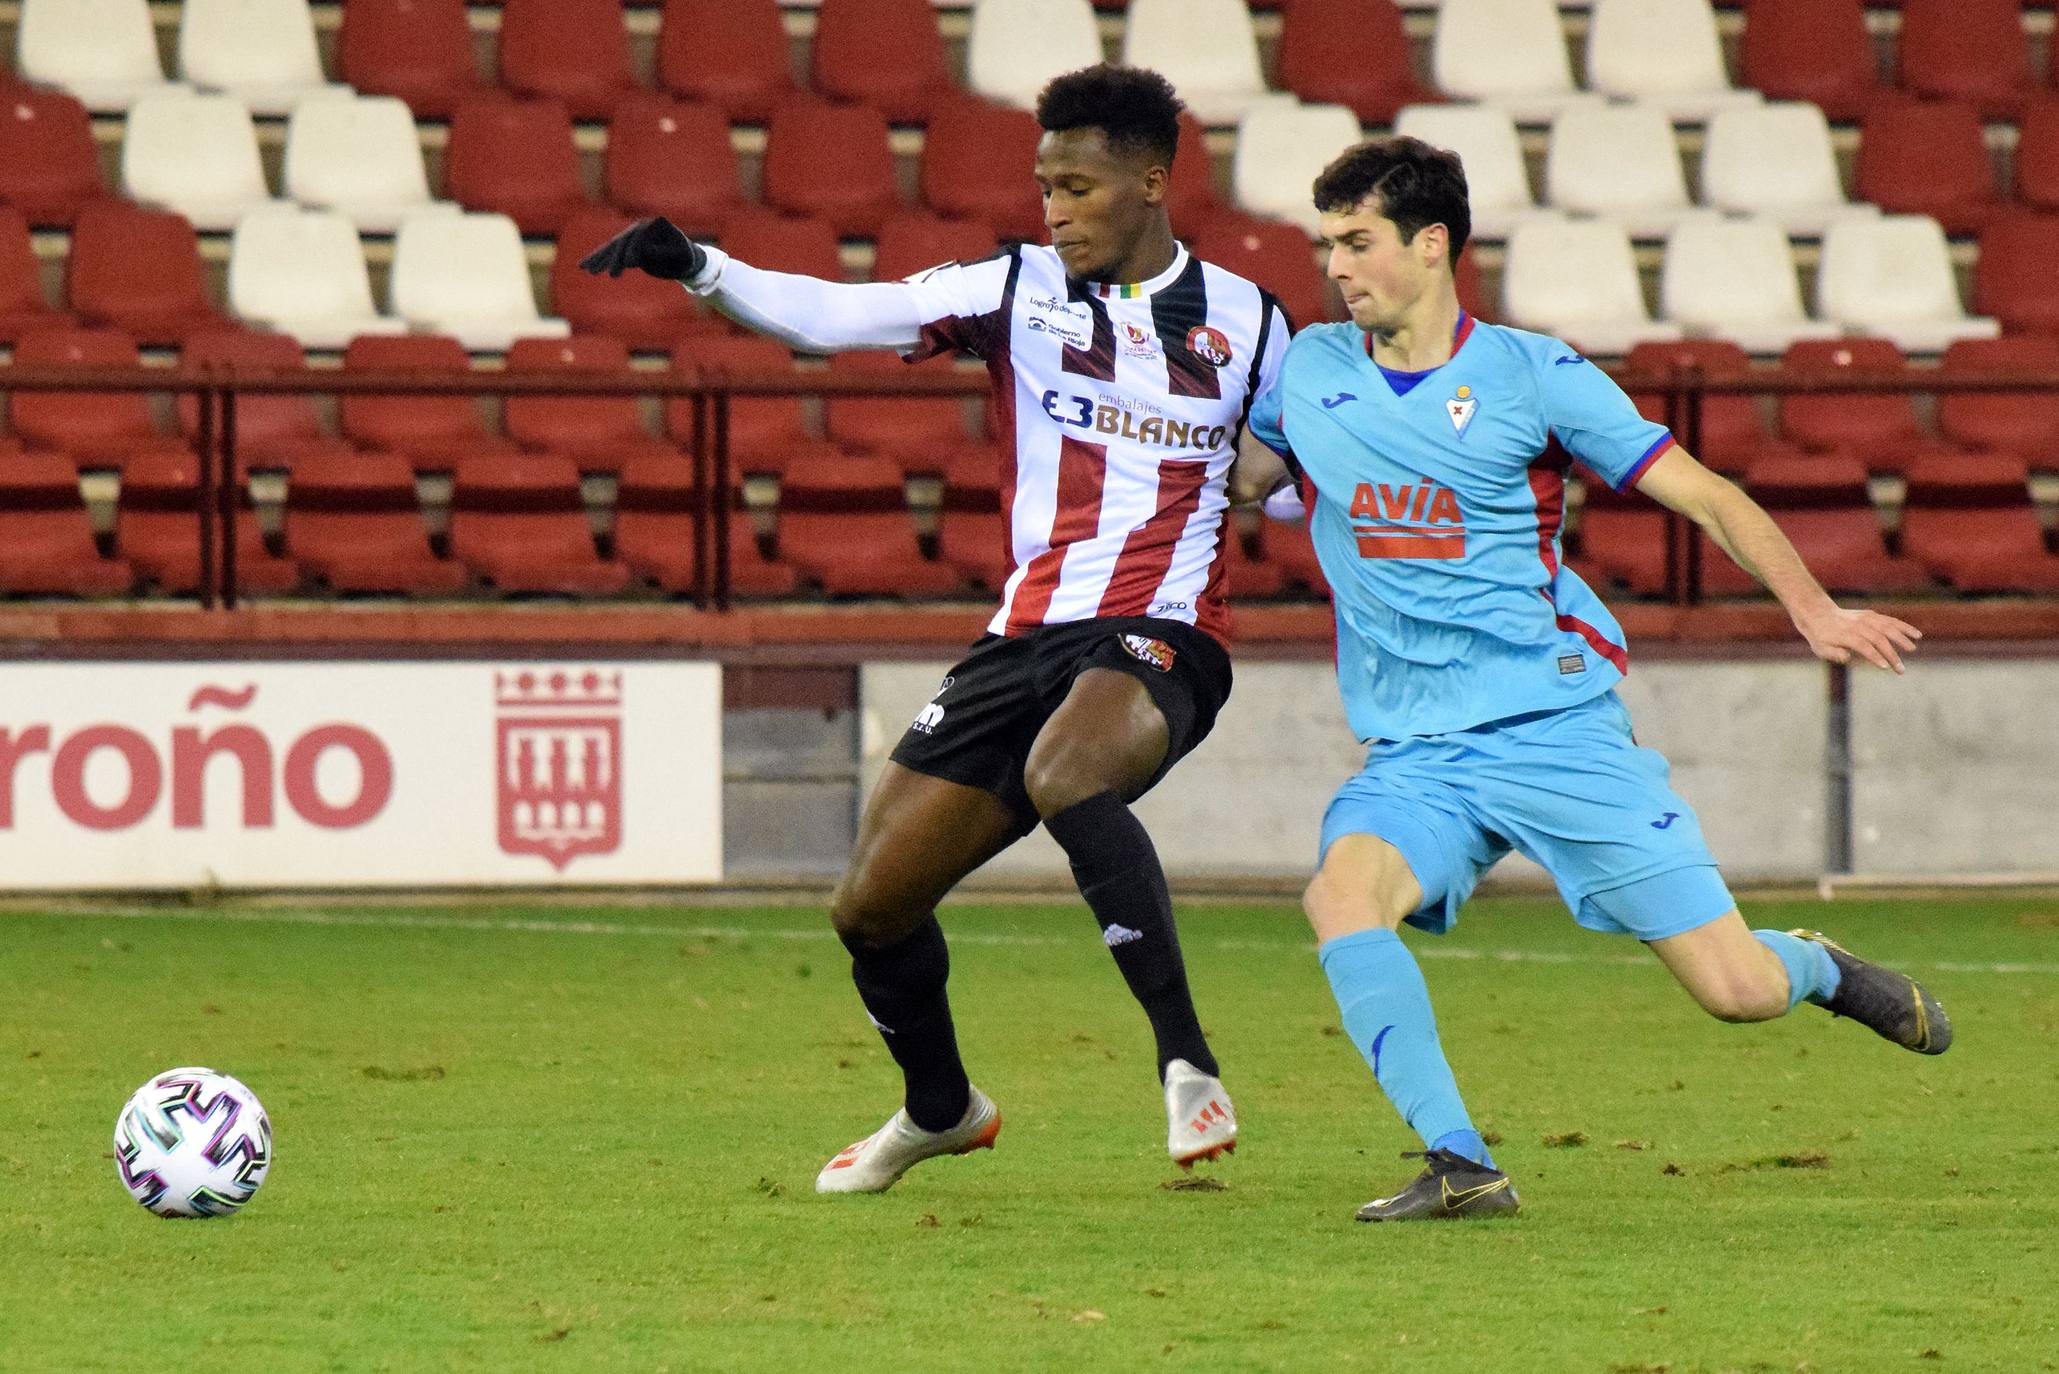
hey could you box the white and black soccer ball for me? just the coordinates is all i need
[113,1067,272,1218]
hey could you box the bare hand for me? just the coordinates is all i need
[1796,605,1922,674]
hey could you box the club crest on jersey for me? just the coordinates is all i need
[1119,634,1177,672]
[1446,384,1478,436]
[1119,321,1162,361]
[1187,325,1233,367]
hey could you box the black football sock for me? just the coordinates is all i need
[1044,790,1218,1080]
[841,915,972,1132]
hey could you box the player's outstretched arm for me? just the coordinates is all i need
[1634,446,1922,674]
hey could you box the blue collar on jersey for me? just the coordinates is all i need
[1365,311,1475,397]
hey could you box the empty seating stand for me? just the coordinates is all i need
[613,455,802,598]
[1702,455,1931,598]
[116,449,300,596]
[447,453,630,594]
[774,455,960,596]
[0,451,133,596]
[1900,455,2059,593]
[285,451,469,595]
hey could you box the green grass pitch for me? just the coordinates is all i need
[3,896,2055,1373]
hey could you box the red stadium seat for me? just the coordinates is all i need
[285,450,469,595]
[67,202,228,346]
[1900,454,2059,592]
[1263,516,1329,599]
[1854,99,1999,237]
[335,0,487,119]
[0,451,133,596]
[667,336,844,476]
[1168,110,1225,241]
[1622,340,1775,472]
[502,334,682,474]
[444,94,590,236]
[1703,455,1931,598]
[1575,474,1669,596]
[8,327,165,467]
[1896,0,2041,121]
[0,207,73,344]
[602,93,742,239]
[870,212,999,283]
[1220,513,1287,598]
[0,86,106,227]
[176,328,348,471]
[717,211,846,282]
[448,453,631,594]
[552,208,721,350]
[919,98,1046,246]
[1189,214,1332,332]
[1777,339,1952,473]
[935,448,1009,592]
[339,333,511,464]
[1974,213,2059,338]
[773,454,960,596]
[1936,335,2059,459]
[116,449,300,596]
[812,0,955,124]
[656,0,795,123]
[1276,0,1436,124]
[613,454,802,596]
[824,348,981,476]
[1736,0,1886,123]
[498,0,635,120]
[761,99,903,238]
[2014,98,2059,214]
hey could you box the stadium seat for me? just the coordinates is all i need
[2014,99,2059,214]
[1816,215,2000,354]
[1900,454,2059,592]
[870,213,999,284]
[966,0,1104,113]
[613,454,803,597]
[175,328,348,470]
[0,451,134,596]
[773,455,960,596]
[339,333,509,463]
[443,95,591,237]
[1189,215,1333,333]
[1221,516,1289,599]
[7,327,164,466]
[1896,0,2041,121]
[119,91,274,233]
[335,0,488,120]
[718,212,846,283]
[285,451,470,595]
[284,94,455,235]
[0,208,73,344]
[1120,0,1269,126]
[1621,339,1776,471]
[1264,517,1329,598]
[1736,0,1885,124]
[497,0,635,120]
[177,0,337,116]
[1544,104,1699,241]
[1502,217,1683,355]
[1275,0,1436,125]
[603,93,742,239]
[1433,0,1597,124]
[228,206,407,350]
[67,202,229,346]
[1854,99,1999,238]
[1702,455,1930,598]
[1660,217,1839,355]
[1451,247,1494,324]
[1776,338,1951,472]
[389,212,572,352]
[0,87,108,228]
[1936,335,2059,461]
[551,208,719,350]
[761,99,903,238]
[1231,101,1363,236]
[1167,110,1227,241]
[824,349,982,476]
[1394,104,1545,243]
[919,98,1049,246]
[116,449,300,596]
[1584,0,1760,123]
[1974,213,2059,338]
[668,337,844,477]
[656,0,796,122]
[502,335,680,474]
[1572,474,1668,596]
[936,448,1010,592]
[15,0,178,113]
[812,0,956,124]
[448,453,630,594]
[1699,102,1878,238]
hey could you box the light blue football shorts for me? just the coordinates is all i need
[1319,691,1735,942]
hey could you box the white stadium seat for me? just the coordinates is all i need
[1393,103,1551,241]
[16,0,181,113]
[389,211,571,353]
[1661,217,1841,355]
[1584,0,1762,124]
[121,92,275,233]
[1232,100,1363,235]
[229,205,408,349]
[966,0,1103,113]
[1699,103,1879,238]
[1433,0,1599,124]
[1815,215,2000,354]
[178,0,343,116]
[1121,0,1271,126]
[1503,216,1683,355]
[285,94,458,234]
[1545,104,1700,240]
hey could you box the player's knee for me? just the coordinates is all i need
[1301,866,1406,938]
[828,867,918,947]
[1022,743,1145,818]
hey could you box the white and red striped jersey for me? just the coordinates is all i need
[902,243,1290,646]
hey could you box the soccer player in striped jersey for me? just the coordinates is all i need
[582,65,1289,1193]
[1230,137,1948,1222]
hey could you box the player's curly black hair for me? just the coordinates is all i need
[1035,64,1183,167]
[1312,137,1472,261]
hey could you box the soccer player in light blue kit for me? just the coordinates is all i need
[1232,137,1950,1222]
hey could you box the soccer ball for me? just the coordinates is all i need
[113,1067,273,1218]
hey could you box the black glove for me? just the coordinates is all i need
[578,216,707,282]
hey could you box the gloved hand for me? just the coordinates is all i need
[577,216,707,282]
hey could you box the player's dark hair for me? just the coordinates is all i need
[1035,64,1183,168]
[1312,136,1472,262]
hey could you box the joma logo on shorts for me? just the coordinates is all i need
[1349,480,1467,559]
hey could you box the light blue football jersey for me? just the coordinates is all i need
[1249,314,1674,742]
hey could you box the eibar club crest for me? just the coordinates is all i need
[495,668,623,871]
[1446,384,1478,436]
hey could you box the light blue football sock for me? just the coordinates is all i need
[1319,927,1494,1169]
[1751,929,1842,1010]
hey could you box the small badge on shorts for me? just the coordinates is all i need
[1557,653,1586,676]
[1121,634,1177,672]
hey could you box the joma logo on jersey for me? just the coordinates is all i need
[1040,390,1229,452]
[1349,480,1467,559]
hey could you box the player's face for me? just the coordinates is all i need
[1035,128,1168,282]
[1319,203,1441,333]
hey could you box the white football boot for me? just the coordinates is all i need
[1164,1058,1237,1167]
[815,1087,1002,1194]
